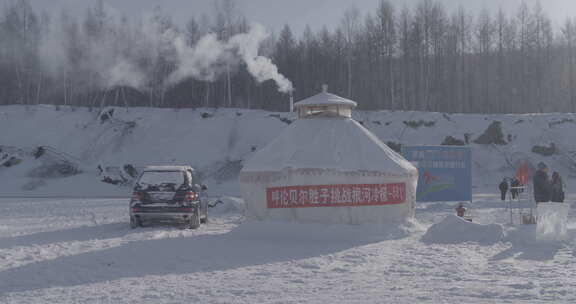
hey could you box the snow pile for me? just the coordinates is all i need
[536,203,569,241]
[421,215,504,244]
[209,196,245,215]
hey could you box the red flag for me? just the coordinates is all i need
[516,162,529,185]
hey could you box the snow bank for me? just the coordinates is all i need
[0,106,288,196]
[421,215,504,244]
[536,203,570,241]
[3,105,576,197]
[0,155,129,197]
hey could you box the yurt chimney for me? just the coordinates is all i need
[289,89,295,113]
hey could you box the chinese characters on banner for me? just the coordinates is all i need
[266,183,406,209]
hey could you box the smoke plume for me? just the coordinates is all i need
[107,59,146,89]
[228,23,293,93]
[167,23,293,93]
[40,12,291,94]
[167,32,228,84]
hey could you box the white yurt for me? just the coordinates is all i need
[239,86,418,225]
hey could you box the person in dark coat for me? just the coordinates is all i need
[33,146,45,159]
[123,164,138,179]
[533,162,551,203]
[510,178,520,200]
[550,171,565,203]
[499,178,508,201]
[455,202,467,217]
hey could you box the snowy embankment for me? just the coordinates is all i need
[1,105,576,197]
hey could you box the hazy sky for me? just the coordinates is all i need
[29,0,576,34]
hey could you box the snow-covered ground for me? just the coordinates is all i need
[0,194,575,303]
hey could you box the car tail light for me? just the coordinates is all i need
[132,207,140,212]
[185,192,198,201]
[180,207,193,212]
[131,192,141,201]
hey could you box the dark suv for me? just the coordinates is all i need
[129,166,208,229]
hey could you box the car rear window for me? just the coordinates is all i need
[137,171,185,191]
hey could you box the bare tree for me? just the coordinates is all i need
[375,0,397,109]
[341,6,360,99]
[213,0,240,107]
[476,8,495,112]
[2,0,576,115]
[563,19,576,111]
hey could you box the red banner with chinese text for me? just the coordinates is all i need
[516,162,529,185]
[266,183,406,209]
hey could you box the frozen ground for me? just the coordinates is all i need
[0,194,575,303]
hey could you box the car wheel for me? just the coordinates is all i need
[188,210,200,229]
[130,216,141,229]
[200,207,208,224]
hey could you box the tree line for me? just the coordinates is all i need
[1,0,576,113]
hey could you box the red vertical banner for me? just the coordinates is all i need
[266,183,406,209]
[516,162,529,185]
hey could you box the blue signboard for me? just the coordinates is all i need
[402,146,472,202]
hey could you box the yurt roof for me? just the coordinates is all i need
[242,118,416,175]
[293,91,357,108]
